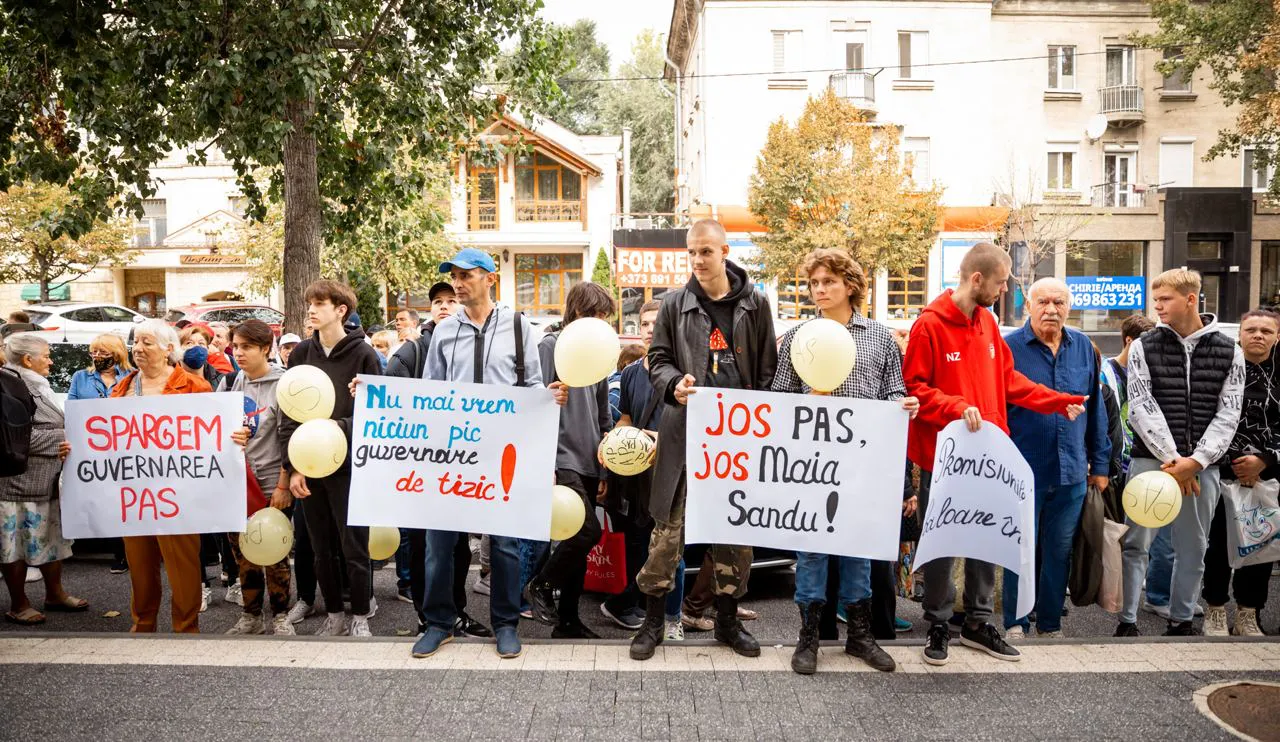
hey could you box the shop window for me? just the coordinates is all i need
[886,263,928,319]
[1066,241,1145,332]
[777,267,818,320]
[1260,242,1280,309]
[468,166,498,231]
[132,292,165,318]
[515,253,583,316]
[515,153,584,222]
[619,286,671,336]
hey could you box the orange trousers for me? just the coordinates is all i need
[123,534,202,633]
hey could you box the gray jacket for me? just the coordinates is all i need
[647,278,777,521]
[218,365,285,495]
[539,331,611,478]
[0,366,64,503]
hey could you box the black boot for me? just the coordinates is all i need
[845,599,895,672]
[791,602,823,675]
[714,594,761,657]
[629,594,666,661]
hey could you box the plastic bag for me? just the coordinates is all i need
[1221,479,1280,569]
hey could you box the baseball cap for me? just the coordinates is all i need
[428,281,456,302]
[439,247,496,274]
[344,311,362,331]
[279,333,302,346]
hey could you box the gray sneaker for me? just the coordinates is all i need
[473,573,491,596]
[224,581,243,606]
[271,614,296,636]
[315,613,350,637]
[349,614,373,638]
[226,613,265,635]
[286,600,316,625]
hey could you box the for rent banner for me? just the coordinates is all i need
[914,420,1037,618]
[684,388,906,560]
[347,375,559,540]
[61,393,248,538]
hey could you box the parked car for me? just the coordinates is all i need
[42,342,94,407]
[21,302,144,344]
[165,302,284,336]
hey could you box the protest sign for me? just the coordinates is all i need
[914,420,1037,618]
[347,375,560,540]
[61,393,248,538]
[684,388,906,560]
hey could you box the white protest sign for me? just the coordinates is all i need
[61,393,248,538]
[684,387,906,560]
[347,375,560,540]
[915,420,1037,618]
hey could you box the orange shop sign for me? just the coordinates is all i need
[615,248,690,288]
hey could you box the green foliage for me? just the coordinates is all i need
[529,20,611,135]
[600,30,675,213]
[591,247,616,298]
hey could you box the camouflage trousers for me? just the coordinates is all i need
[228,532,291,617]
[636,484,751,598]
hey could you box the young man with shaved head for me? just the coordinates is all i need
[1002,277,1110,639]
[904,242,1086,665]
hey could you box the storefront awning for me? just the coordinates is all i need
[687,204,1011,235]
[20,283,69,301]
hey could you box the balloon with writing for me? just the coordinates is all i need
[368,526,400,561]
[241,507,293,566]
[599,427,655,476]
[553,317,620,387]
[277,365,336,423]
[549,484,586,540]
[1122,470,1182,528]
[790,318,857,393]
[289,419,347,478]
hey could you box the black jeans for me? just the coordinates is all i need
[536,469,602,624]
[1203,497,1272,610]
[301,470,371,616]
[292,504,317,605]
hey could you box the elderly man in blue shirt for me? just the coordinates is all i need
[1003,277,1111,639]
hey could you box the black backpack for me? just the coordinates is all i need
[0,367,36,477]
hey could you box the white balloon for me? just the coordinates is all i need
[554,317,621,387]
[289,419,347,479]
[790,318,857,392]
[277,364,336,423]
[599,427,656,476]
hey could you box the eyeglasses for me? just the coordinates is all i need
[89,350,114,358]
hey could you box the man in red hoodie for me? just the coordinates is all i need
[904,242,1085,666]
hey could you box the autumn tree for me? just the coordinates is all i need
[748,89,942,282]
[992,162,1091,308]
[0,183,130,303]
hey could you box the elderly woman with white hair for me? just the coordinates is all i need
[0,332,88,625]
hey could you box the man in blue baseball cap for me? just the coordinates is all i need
[438,247,497,274]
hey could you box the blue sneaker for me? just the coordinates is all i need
[836,605,847,624]
[495,626,522,659]
[411,626,453,658]
[895,617,912,632]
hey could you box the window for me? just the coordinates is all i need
[132,292,165,318]
[1046,150,1075,191]
[133,199,167,247]
[515,253,583,316]
[1105,45,1136,86]
[777,268,817,321]
[619,286,671,335]
[1101,150,1139,206]
[1244,148,1276,191]
[886,263,928,319]
[897,31,928,79]
[467,165,498,231]
[1159,140,1194,188]
[65,308,105,323]
[515,152,584,222]
[903,137,931,189]
[1048,46,1076,90]
[100,306,137,322]
[1066,241,1144,332]
[228,195,249,216]
[772,30,802,74]
[1162,48,1191,93]
[1261,242,1280,308]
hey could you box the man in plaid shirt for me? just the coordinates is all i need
[772,248,919,675]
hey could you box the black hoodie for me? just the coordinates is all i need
[688,260,751,389]
[277,328,382,475]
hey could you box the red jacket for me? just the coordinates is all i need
[903,290,1084,471]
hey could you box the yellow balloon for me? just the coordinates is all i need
[288,419,347,479]
[554,317,621,387]
[1123,470,1183,528]
[277,365,336,423]
[241,507,293,567]
[368,526,400,561]
[790,318,857,392]
[549,484,586,540]
[599,427,655,476]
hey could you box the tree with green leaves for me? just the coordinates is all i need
[591,247,616,300]
[601,30,675,213]
[748,89,942,282]
[0,1,563,332]
[534,19,611,135]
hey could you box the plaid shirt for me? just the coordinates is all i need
[772,313,906,401]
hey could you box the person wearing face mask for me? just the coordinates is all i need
[179,326,225,391]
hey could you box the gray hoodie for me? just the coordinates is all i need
[218,364,286,494]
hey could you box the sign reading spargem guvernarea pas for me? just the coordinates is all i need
[61,393,248,538]
[684,388,905,560]
[347,375,559,540]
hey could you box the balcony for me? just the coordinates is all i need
[515,200,582,222]
[1090,182,1146,208]
[828,72,876,114]
[1099,84,1144,126]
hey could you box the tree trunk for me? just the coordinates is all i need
[281,97,323,334]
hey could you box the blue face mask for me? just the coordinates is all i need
[183,346,208,370]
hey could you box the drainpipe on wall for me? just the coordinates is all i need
[621,126,632,215]
[664,50,682,217]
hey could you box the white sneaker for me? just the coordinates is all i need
[1004,626,1028,643]
[473,573,491,596]
[315,612,350,637]
[1233,607,1265,637]
[226,612,265,635]
[200,586,212,613]
[665,620,685,642]
[350,614,373,638]
[1036,629,1064,639]
[1203,605,1229,637]
[367,597,378,619]
[24,567,42,583]
[1141,600,1171,620]
[272,614,296,636]
[286,600,315,625]
[224,581,243,606]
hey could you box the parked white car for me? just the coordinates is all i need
[21,302,145,344]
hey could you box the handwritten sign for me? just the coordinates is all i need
[915,420,1037,618]
[61,393,248,538]
[684,388,906,560]
[615,248,690,288]
[347,375,559,540]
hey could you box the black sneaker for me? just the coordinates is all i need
[923,622,950,666]
[1114,621,1139,638]
[960,623,1022,662]
[396,586,413,604]
[1164,620,1202,637]
[600,602,644,630]
[108,558,129,574]
[552,620,601,639]
[523,580,559,626]
[453,612,494,638]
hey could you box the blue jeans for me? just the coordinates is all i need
[1003,481,1087,633]
[1143,526,1175,606]
[665,559,686,620]
[395,530,411,589]
[423,529,520,632]
[794,551,871,606]
[517,538,549,612]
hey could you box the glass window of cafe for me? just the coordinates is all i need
[1066,241,1145,332]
